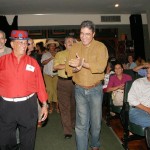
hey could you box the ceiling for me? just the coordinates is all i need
[0,0,150,15]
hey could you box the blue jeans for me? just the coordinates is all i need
[129,107,150,127]
[75,83,103,150]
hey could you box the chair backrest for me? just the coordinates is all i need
[145,127,150,148]
[120,80,133,127]
[121,80,146,149]
[134,72,143,79]
[123,69,135,80]
[123,80,133,103]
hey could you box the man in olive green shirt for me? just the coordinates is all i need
[54,36,76,139]
[66,20,108,150]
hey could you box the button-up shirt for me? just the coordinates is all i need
[0,52,48,102]
[54,50,68,78]
[107,74,132,88]
[41,51,58,76]
[65,40,108,86]
[128,77,150,107]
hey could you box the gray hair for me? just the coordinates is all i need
[64,36,75,44]
[80,20,95,33]
[0,30,6,39]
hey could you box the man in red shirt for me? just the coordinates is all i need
[0,30,48,150]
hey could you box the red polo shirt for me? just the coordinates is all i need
[0,52,48,102]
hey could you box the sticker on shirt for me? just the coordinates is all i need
[26,64,35,72]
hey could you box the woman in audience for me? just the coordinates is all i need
[107,62,132,106]
[103,61,114,92]
[124,55,137,69]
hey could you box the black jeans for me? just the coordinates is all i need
[0,95,38,150]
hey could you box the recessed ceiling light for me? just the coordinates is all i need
[33,14,45,15]
[115,4,119,7]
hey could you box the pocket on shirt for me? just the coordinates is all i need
[25,71,37,91]
[0,68,9,81]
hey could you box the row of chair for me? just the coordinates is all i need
[120,80,146,149]
[104,73,149,149]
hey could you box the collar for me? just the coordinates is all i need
[11,51,26,60]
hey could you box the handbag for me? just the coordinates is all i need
[112,89,124,106]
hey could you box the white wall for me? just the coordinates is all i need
[6,14,147,26]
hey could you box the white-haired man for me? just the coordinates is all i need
[0,30,12,57]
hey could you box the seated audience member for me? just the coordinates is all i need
[107,62,132,106]
[128,67,150,127]
[133,62,150,77]
[124,55,137,69]
[103,61,114,92]
[135,56,145,66]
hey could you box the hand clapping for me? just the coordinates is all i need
[69,53,84,71]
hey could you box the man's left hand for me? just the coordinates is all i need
[69,53,84,68]
[40,106,48,122]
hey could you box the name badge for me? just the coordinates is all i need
[26,64,35,72]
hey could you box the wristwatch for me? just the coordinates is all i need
[42,103,49,108]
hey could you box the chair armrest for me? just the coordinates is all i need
[120,102,129,128]
[107,92,113,105]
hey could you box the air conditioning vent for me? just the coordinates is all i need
[101,16,121,22]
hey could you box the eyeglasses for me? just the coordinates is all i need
[14,41,28,46]
[80,32,94,38]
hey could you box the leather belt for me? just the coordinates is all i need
[77,81,101,90]
[58,76,72,80]
[2,93,35,102]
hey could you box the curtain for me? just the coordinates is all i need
[0,15,18,47]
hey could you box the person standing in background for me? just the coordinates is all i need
[27,38,44,128]
[27,38,35,56]
[0,30,48,150]
[27,39,44,71]
[0,30,12,57]
[41,39,59,113]
[36,41,46,55]
[54,36,76,139]
[66,20,108,150]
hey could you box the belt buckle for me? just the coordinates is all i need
[13,98,18,102]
